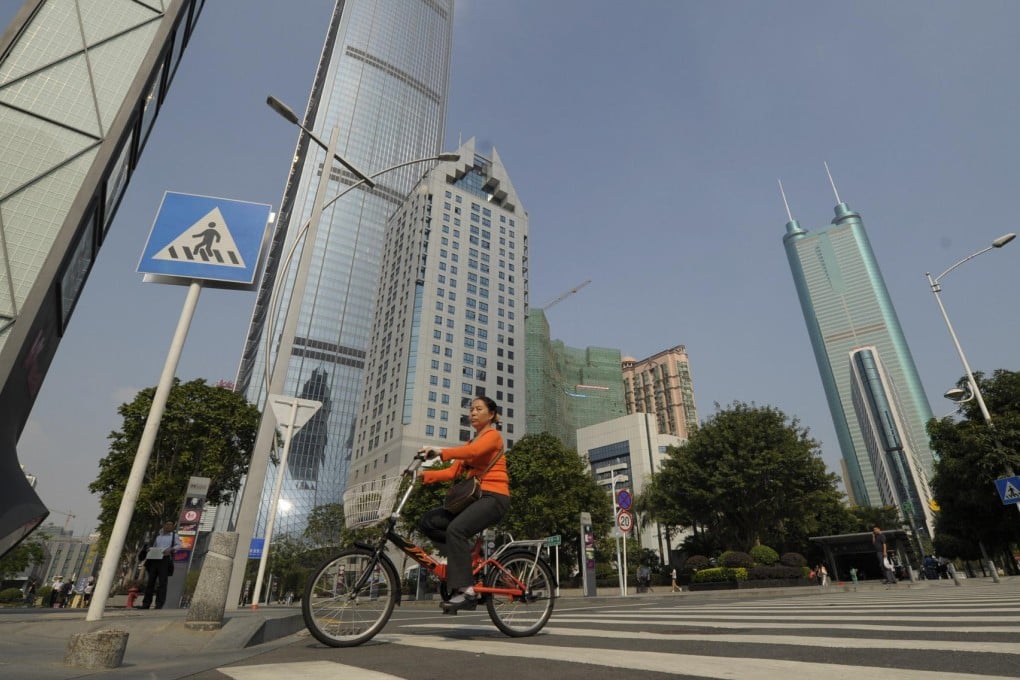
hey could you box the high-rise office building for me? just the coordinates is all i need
[622,345,698,440]
[0,0,203,555]
[352,138,527,480]
[525,309,626,450]
[783,197,935,536]
[230,0,454,538]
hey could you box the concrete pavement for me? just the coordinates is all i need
[0,577,943,679]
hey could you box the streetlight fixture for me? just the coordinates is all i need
[227,95,459,609]
[926,232,1016,583]
[925,231,1014,429]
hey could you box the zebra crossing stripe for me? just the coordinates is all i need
[217,660,405,680]
[543,616,1020,633]
[383,632,1018,680]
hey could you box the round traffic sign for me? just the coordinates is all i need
[616,509,633,533]
[616,489,632,511]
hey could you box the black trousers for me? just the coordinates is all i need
[143,557,171,608]
[419,492,509,591]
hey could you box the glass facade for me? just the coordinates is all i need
[0,0,203,555]
[233,0,454,537]
[783,201,935,535]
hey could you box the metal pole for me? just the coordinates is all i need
[927,271,1012,582]
[250,398,298,609]
[87,281,204,621]
[226,126,341,609]
[612,476,623,596]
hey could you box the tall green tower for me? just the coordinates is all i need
[783,193,935,537]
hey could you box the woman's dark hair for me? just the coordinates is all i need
[474,395,500,424]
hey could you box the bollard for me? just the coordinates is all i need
[185,532,238,630]
[65,629,129,669]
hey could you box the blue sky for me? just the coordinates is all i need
[7,1,1019,536]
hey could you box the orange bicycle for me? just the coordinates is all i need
[302,455,556,647]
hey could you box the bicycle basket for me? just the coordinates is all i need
[343,476,404,528]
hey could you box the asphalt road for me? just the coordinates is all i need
[189,579,1020,680]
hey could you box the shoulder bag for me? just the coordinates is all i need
[443,447,503,514]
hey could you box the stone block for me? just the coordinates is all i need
[64,629,129,669]
[186,531,239,630]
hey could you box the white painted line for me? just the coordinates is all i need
[543,617,1020,633]
[384,632,1018,680]
[217,660,405,680]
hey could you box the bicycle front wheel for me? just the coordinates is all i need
[302,547,398,647]
[485,551,555,637]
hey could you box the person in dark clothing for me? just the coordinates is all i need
[140,521,183,609]
[872,525,897,583]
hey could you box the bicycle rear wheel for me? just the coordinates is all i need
[484,551,555,637]
[302,547,398,647]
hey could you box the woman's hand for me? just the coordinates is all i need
[417,445,442,460]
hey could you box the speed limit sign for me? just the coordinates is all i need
[616,510,633,533]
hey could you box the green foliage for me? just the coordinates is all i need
[303,502,377,548]
[639,402,844,554]
[0,531,48,579]
[499,433,613,569]
[0,587,23,603]
[719,550,753,568]
[846,505,901,533]
[684,555,709,572]
[692,566,747,583]
[749,544,779,566]
[747,564,803,580]
[37,585,53,602]
[779,552,807,567]
[89,379,261,553]
[928,370,1020,560]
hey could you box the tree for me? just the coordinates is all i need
[928,370,1020,562]
[0,530,47,579]
[640,401,844,554]
[89,378,261,552]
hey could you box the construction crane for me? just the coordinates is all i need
[50,509,76,533]
[540,279,591,311]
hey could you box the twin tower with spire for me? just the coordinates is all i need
[780,166,936,540]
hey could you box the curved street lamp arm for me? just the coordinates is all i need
[931,245,994,285]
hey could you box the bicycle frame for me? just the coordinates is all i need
[347,458,549,604]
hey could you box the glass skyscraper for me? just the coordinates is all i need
[783,199,936,537]
[230,0,454,542]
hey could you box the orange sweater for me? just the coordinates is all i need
[422,428,509,497]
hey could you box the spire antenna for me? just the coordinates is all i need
[778,179,794,222]
[824,161,842,204]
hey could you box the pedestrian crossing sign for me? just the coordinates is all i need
[994,476,1020,505]
[138,192,272,289]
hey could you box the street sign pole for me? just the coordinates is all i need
[87,281,204,621]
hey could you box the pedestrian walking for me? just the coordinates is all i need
[139,521,183,609]
[872,525,897,584]
[670,567,680,592]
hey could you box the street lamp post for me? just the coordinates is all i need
[926,232,1016,583]
[611,474,629,596]
[225,96,458,609]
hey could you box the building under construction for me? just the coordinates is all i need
[524,308,626,450]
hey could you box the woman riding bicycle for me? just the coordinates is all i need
[418,396,509,614]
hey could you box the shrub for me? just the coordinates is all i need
[36,585,53,604]
[719,551,753,568]
[779,552,807,568]
[684,555,710,572]
[0,587,23,604]
[692,567,747,583]
[749,544,779,566]
[747,564,804,580]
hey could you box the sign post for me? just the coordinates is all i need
[86,194,271,622]
[546,535,561,596]
[579,513,596,597]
